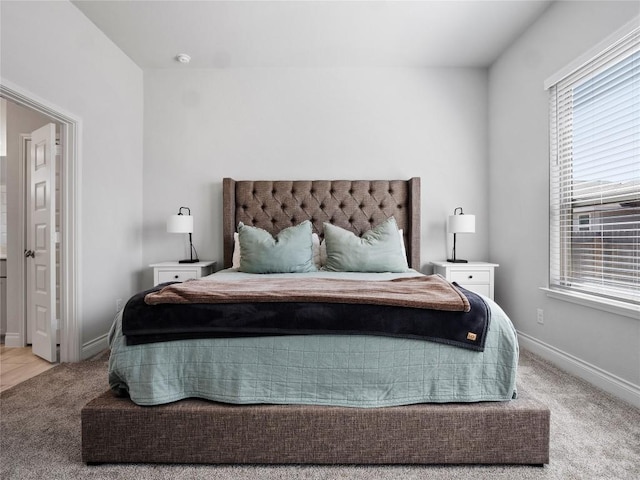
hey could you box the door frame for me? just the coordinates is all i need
[1,81,81,362]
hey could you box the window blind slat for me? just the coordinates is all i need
[549,38,639,306]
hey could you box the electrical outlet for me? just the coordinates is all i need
[537,308,544,325]
[116,298,123,313]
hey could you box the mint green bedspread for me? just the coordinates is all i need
[109,270,518,407]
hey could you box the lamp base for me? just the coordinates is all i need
[446,258,468,263]
[178,259,200,264]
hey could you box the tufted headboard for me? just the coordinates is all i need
[222,178,421,270]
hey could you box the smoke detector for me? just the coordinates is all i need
[176,53,191,64]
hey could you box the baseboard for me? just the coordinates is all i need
[4,332,22,348]
[518,331,640,409]
[81,333,109,360]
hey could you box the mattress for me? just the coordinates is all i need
[108,269,518,407]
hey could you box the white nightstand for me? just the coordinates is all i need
[150,261,217,286]
[431,261,499,300]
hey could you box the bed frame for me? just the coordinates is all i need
[82,177,550,465]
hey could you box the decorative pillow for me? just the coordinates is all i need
[234,231,321,270]
[318,228,405,269]
[323,217,409,273]
[238,220,317,273]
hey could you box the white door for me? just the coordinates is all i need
[27,123,57,362]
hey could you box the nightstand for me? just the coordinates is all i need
[431,261,499,300]
[150,261,217,286]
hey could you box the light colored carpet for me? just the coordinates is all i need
[1,349,639,479]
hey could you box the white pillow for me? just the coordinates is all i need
[319,238,327,267]
[312,232,321,268]
[398,228,407,262]
[232,232,241,268]
[233,231,322,269]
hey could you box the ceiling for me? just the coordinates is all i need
[72,0,553,69]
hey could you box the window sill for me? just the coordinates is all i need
[540,288,640,320]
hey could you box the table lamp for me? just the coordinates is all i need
[167,207,199,263]
[447,207,475,263]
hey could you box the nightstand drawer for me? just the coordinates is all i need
[430,261,498,300]
[450,270,491,284]
[157,269,199,283]
[150,261,217,287]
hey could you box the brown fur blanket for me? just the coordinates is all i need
[144,274,470,312]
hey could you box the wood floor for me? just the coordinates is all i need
[0,346,57,393]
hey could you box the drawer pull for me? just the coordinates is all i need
[468,275,473,279]
[174,275,179,279]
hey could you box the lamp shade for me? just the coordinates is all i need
[167,214,193,233]
[448,214,475,234]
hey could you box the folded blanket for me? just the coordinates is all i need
[123,277,489,351]
[144,274,470,312]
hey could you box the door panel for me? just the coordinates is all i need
[28,123,57,362]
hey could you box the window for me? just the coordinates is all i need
[548,27,639,306]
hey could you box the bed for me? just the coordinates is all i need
[81,177,550,465]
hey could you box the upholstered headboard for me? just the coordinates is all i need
[222,178,421,270]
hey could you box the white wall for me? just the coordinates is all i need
[143,67,490,282]
[0,1,144,356]
[489,1,640,406]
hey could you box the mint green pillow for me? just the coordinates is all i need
[238,220,317,273]
[323,217,409,273]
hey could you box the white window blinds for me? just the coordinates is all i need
[548,27,639,305]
